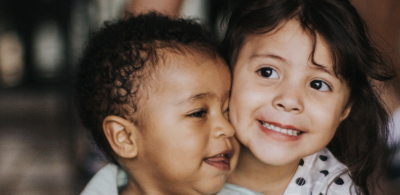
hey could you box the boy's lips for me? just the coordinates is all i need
[203,150,233,171]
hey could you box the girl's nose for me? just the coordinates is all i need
[272,83,304,113]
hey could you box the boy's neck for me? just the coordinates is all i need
[119,165,197,195]
[120,175,170,195]
[119,166,166,195]
[227,145,299,195]
[120,179,143,195]
[119,173,150,195]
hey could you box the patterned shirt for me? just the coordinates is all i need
[81,148,358,195]
[218,148,358,195]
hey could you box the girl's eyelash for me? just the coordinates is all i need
[310,80,332,91]
[256,66,279,79]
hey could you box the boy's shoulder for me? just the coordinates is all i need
[284,147,357,195]
[80,163,127,195]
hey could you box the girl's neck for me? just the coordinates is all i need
[227,145,300,195]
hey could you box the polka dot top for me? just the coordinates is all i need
[218,148,358,195]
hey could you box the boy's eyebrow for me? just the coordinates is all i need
[176,91,230,106]
[176,92,214,105]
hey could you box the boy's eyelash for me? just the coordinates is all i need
[224,108,229,113]
[223,107,230,120]
[187,109,207,117]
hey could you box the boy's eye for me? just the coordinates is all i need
[188,110,207,118]
[310,80,331,91]
[257,67,278,78]
[223,108,229,120]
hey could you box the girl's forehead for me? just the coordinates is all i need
[235,22,349,83]
[247,22,329,57]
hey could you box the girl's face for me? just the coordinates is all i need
[229,19,351,166]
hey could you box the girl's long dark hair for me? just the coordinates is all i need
[221,0,394,194]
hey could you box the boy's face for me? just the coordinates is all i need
[136,54,239,194]
[229,20,351,167]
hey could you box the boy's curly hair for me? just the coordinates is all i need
[74,12,219,163]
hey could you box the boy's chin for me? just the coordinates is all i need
[192,177,227,195]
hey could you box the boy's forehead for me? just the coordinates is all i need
[139,49,226,93]
[159,49,225,71]
[138,51,230,103]
[133,50,231,128]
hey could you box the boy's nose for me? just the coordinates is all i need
[272,82,304,113]
[212,114,235,138]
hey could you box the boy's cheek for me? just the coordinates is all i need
[229,136,241,170]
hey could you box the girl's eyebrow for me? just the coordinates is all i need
[313,66,334,76]
[312,65,345,83]
[251,53,335,77]
[250,54,286,62]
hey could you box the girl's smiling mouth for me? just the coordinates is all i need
[260,121,303,136]
[258,120,305,141]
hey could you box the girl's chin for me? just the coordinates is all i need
[249,146,302,167]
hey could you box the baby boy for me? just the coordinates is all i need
[75,13,239,195]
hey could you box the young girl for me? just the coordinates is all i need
[219,0,393,194]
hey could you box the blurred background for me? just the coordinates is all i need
[0,0,399,194]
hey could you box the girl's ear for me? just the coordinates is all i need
[103,115,138,159]
[339,105,352,122]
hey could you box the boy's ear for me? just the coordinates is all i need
[339,104,352,122]
[103,115,138,159]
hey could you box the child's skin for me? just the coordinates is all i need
[226,19,352,194]
[104,52,240,195]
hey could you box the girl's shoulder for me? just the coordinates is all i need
[218,183,264,195]
[284,148,358,195]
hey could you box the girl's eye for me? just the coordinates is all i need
[310,80,331,91]
[257,67,278,79]
[188,110,207,118]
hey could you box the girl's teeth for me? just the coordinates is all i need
[288,130,293,135]
[262,122,300,136]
